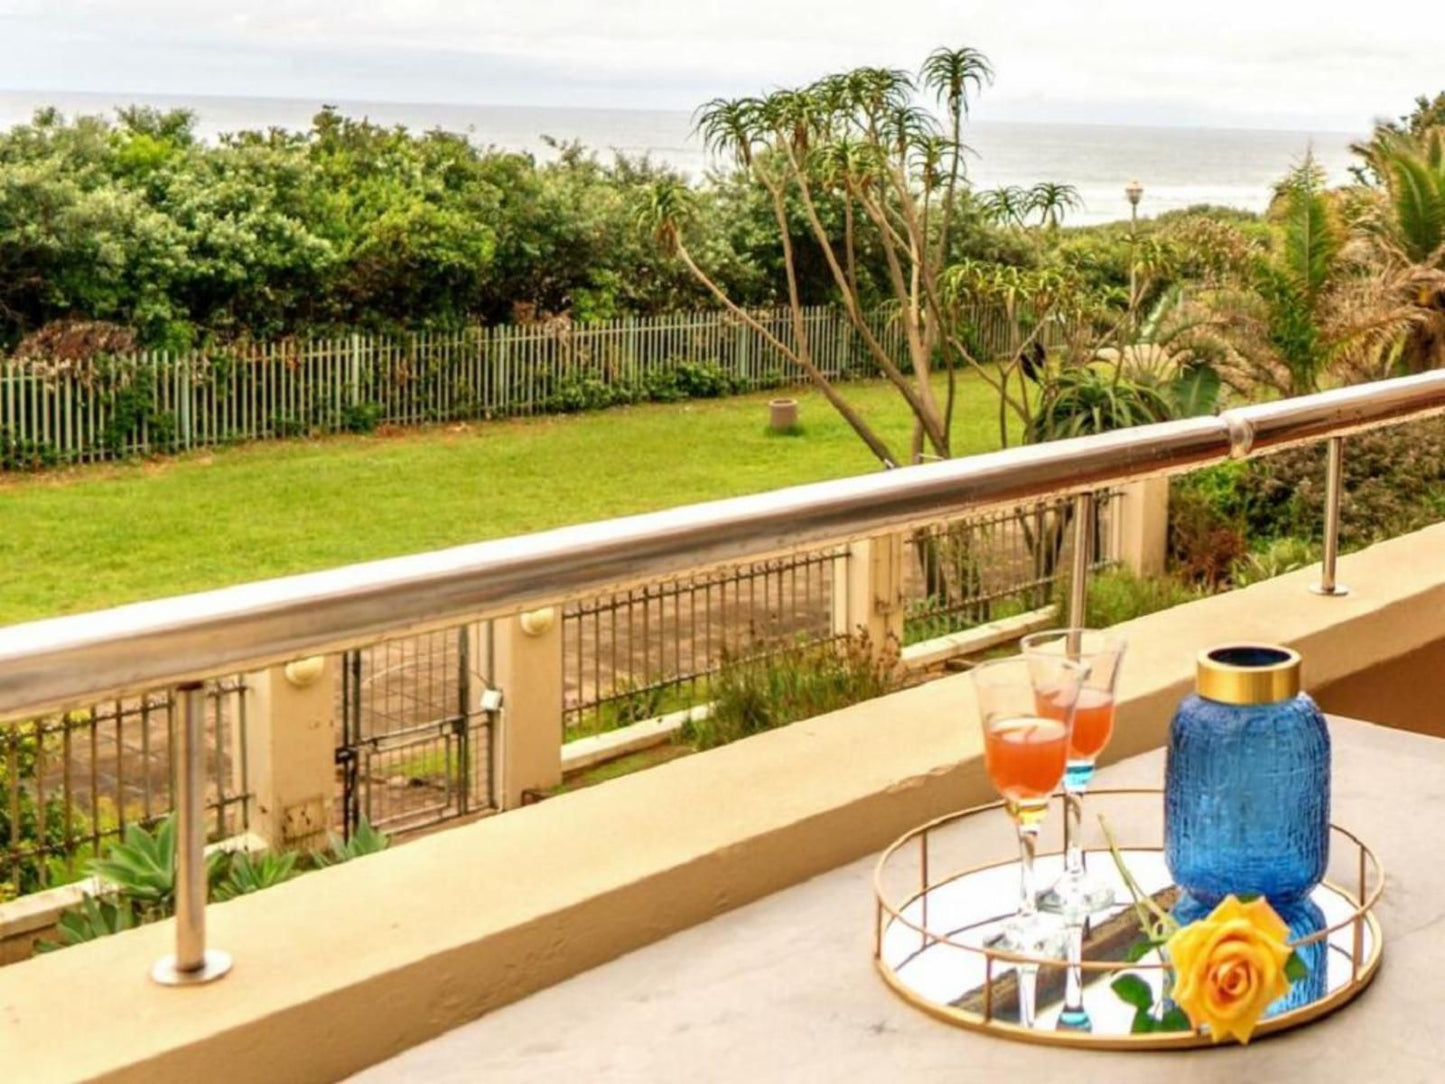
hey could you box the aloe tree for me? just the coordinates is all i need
[643,48,1016,468]
[1028,182,1084,231]
[980,185,1033,230]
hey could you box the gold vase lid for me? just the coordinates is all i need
[1196,644,1301,705]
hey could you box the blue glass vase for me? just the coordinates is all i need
[1164,645,1330,908]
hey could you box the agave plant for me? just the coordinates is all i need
[1027,366,1176,443]
[36,894,138,952]
[313,816,391,869]
[214,848,300,901]
[87,815,229,919]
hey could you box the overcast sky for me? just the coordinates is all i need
[0,1,1437,131]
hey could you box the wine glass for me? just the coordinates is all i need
[1022,629,1128,919]
[972,653,1088,1028]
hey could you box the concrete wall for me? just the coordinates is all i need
[1316,636,1445,739]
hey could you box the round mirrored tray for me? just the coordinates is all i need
[873,788,1383,1049]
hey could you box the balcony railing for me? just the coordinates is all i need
[2,369,1444,985]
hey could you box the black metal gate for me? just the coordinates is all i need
[336,625,496,839]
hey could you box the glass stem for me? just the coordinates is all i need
[1018,965,1039,1030]
[1063,762,1095,879]
[1013,806,1043,1029]
[1059,920,1091,1031]
[1014,807,1042,921]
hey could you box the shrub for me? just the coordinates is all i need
[1170,416,1445,586]
[1082,568,1204,628]
[545,374,624,413]
[670,360,737,399]
[685,633,903,751]
[1230,537,1321,588]
[340,402,384,433]
[0,431,61,471]
[1167,482,1249,589]
[0,721,72,900]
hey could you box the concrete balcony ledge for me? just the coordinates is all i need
[1,524,1442,1083]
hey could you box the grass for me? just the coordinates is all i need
[0,375,1008,623]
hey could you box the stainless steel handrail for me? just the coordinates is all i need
[3,370,1445,721]
[5,368,1445,989]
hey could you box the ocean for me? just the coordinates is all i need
[0,89,1360,225]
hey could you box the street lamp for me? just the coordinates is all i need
[1125,180,1144,330]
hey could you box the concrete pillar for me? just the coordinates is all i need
[492,607,564,809]
[243,656,335,852]
[1115,477,1169,577]
[832,533,906,652]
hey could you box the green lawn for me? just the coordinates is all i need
[0,375,1007,623]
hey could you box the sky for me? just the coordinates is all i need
[0,1,1438,131]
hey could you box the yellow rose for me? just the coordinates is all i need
[1165,895,1294,1044]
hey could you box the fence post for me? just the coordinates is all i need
[832,534,905,653]
[492,608,564,808]
[348,334,362,408]
[242,657,336,852]
[1114,477,1170,577]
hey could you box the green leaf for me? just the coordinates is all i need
[1111,973,1155,1011]
[1130,1008,1157,1034]
[1159,1007,1193,1032]
[1124,939,1156,963]
[1285,951,1309,983]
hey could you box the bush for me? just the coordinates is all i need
[1167,481,1249,589]
[1082,568,1204,628]
[545,374,624,413]
[340,402,384,433]
[670,360,738,399]
[0,721,70,900]
[1170,417,1445,586]
[684,633,902,751]
[0,431,61,471]
[1230,537,1321,588]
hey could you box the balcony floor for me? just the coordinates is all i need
[351,716,1445,1083]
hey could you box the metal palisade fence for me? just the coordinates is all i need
[0,303,1027,468]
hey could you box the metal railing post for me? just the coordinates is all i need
[1068,491,1094,629]
[152,682,232,986]
[1310,437,1351,598]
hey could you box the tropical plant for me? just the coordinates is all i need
[1173,158,1353,397]
[1338,127,1445,376]
[213,848,299,901]
[314,816,391,868]
[1026,366,1175,443]
[86,815,228,918]
[35,894,139,952]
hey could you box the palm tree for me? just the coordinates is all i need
[1340,128,1445,374]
